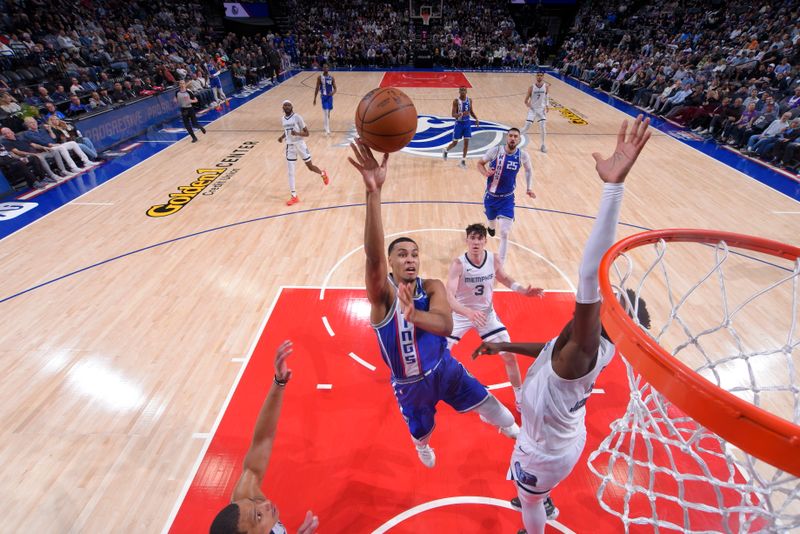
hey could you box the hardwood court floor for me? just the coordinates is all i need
[0,71,797,532]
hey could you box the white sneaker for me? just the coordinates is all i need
[500,422,520,439]
[416,445,436,468]
[540,145,547,153]
[458,160,466,169]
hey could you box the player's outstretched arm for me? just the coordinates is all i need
[553,115,651,380]
[446,258,486,327]
[349,140,392,314]
[231,340,294,502]
[494,254,543,297]
[473,341,547,359]
[398,279,453,337]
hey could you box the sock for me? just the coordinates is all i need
[498,217,513,265]
[519,491,548,534]
[287,160,296,196]
[474,395,515,429]
[323,110,330,132]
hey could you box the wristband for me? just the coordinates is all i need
[511,282,523,293]
[274,374,288,387]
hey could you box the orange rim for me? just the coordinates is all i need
[599,228,800,477]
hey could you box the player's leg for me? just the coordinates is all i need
[394,380,438,468]
[483,325,521,410]
[441,356,518,438]
[485,196,497,237]
[521,109,535,133]
[444,124,462,159]
[300,143,329,184]
[538,115,547,153]
[497,216,514,265]
[459,125,471,168]
[286,146,299,205]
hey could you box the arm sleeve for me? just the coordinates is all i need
[522,151,533,190]
[575,183,625,304]
[480,146,498,163]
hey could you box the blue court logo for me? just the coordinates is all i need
[340,114,526,159]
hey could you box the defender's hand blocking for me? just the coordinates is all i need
[472,342,501,359]
[274,340,293,383]
[592,115,651,184]
[348,139,389,192]
[297,510,319,534]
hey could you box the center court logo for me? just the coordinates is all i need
[340,115,526,159]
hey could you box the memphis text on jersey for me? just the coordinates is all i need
[147,141,259,217]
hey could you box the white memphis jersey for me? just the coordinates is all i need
[282,112,305,144]
[530,82,548,110]
[455,251,496,315]
[518,336,616,453]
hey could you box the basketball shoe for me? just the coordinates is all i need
[416,444,435,468]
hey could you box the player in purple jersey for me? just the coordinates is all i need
[348,139,520,468]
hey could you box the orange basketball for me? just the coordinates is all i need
[355,87,418,153]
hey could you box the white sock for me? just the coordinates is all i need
[498,217,513,265]
[474,395,515,428]
[519,491,548,533]
[539,120,547,146]
[323,110,330,132]
[287,160,296,195]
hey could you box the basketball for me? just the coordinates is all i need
[355,87,418,153]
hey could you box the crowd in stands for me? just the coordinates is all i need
[0,0,300,190]
[286,0,542,69]
[556,0,800,173]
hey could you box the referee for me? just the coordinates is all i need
[175,80,206,143]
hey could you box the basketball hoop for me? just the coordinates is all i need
[591,228,800,532]
[420,5,431,26]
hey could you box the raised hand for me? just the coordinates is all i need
[397,282,417,322]
[297,510,319,534]
[274,340,293,382]
[348,139,389,193]
[592,115,651,184]
[472,342,501,360]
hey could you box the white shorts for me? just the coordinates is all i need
[286,141,311,162]
[526,109,547,123]
[508,434,586,495]
[447,309,510,349]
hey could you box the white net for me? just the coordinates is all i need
[588,236,800,533]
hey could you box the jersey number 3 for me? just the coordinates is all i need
[474,284,484,296]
